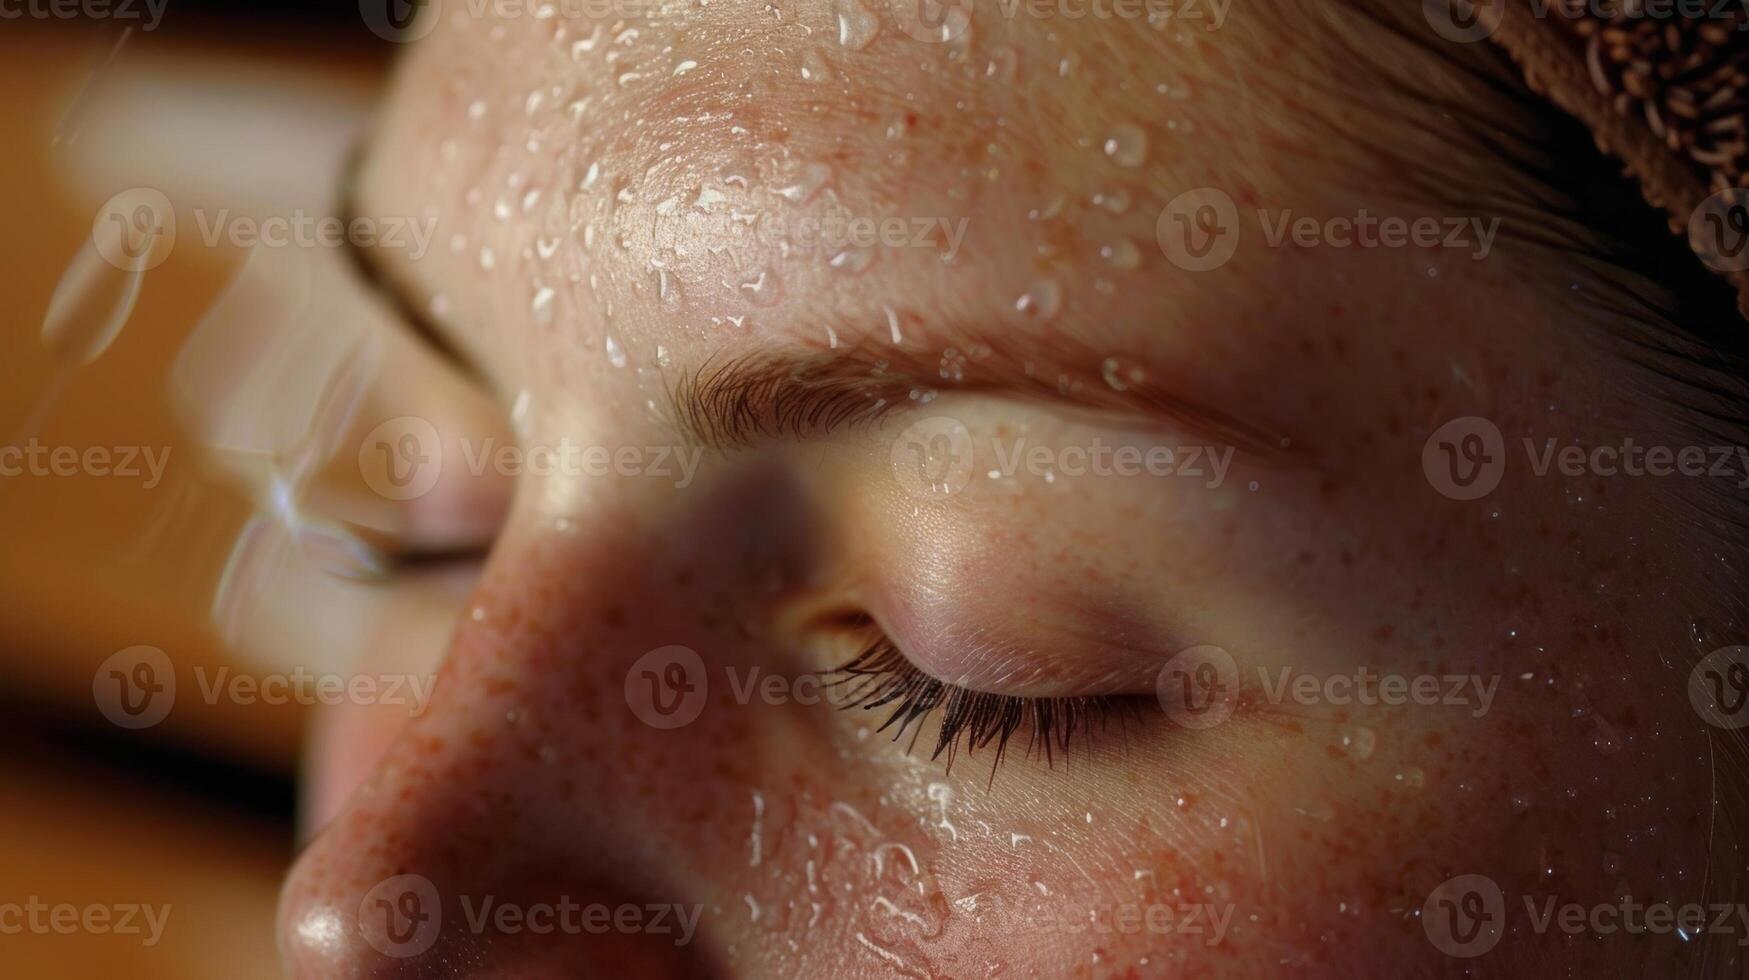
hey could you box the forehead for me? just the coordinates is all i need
[352,0,1549,432]
[355,2,1287,372]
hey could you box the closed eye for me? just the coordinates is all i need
[825,628,1149,785]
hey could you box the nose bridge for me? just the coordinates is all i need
[278,461,825,977]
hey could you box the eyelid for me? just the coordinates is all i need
[827,631,1145,779]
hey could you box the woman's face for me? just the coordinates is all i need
[278,2,1733,975]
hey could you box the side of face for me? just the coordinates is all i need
[279,2,1735,975]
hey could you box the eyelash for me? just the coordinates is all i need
[826,633,1142,781]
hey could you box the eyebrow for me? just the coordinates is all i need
[672,334,1308,463]
[340,146,1305,463]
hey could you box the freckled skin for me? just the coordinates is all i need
[280,2,1742,977]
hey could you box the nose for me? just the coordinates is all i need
[277,464,822,978]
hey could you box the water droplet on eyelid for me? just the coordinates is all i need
[478,246,496,271]
[1014,279,1062,321]
[884,305,904,344]
[605,334,627,368]
[673,59,699,75]
[467,99,487,121]
[939,348,966,381]
[1103,124,1148,168]
[1100,356,1145,391]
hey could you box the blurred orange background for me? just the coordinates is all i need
[0,14,395,976]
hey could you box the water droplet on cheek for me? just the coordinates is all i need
[605,334,627,368]
[801,48,830,82]
[1103,123,1148,168]
[1098,238,1141,270]
[1337,724,1377,760]
[834,0,879,50]
[985,46,1019,82]
[530,284,556,323]
[776,162,834,204]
